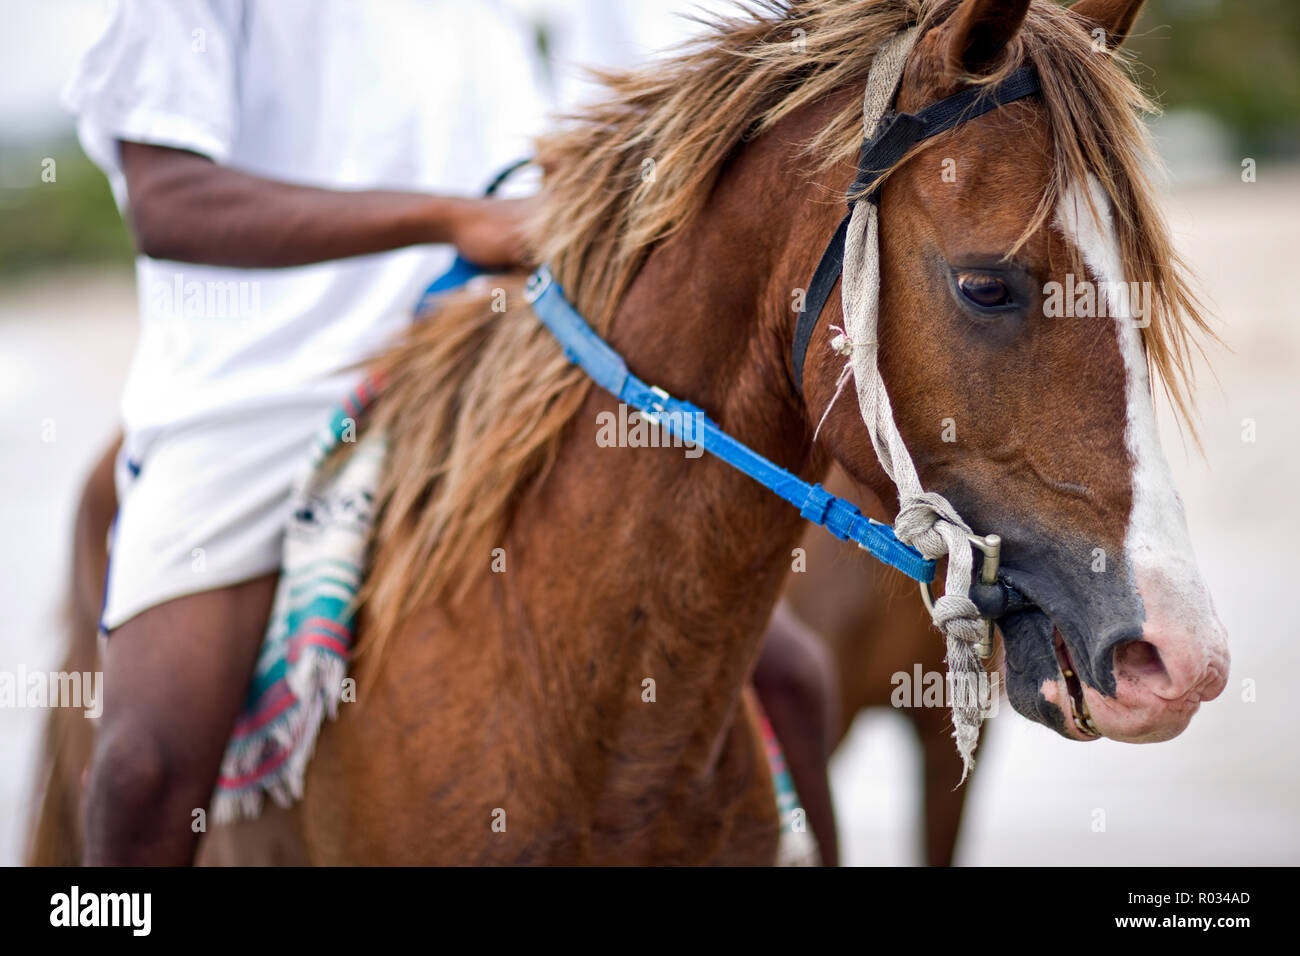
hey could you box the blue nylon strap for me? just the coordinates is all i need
[524,266,936,585]
[413,255,483,317]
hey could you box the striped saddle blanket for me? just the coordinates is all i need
[211,378,383,824]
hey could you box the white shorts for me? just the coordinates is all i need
[100,408,325,633]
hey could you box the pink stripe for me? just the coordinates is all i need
[218,736,297,788]
[288,633,350,662]
[231,683,296,736]
[287,620,352,662]
[219,695,320,788]
[299,616,351,640]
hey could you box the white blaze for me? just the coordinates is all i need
[1053,177,1226,693]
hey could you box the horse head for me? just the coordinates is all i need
[806,0,1229,743]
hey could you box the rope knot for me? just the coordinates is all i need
[931,594,985,645]
[894,498,984,647]
[893,499,944,558]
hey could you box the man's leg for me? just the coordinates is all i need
[84,574,276,865]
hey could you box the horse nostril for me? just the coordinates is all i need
[1113,639,1168,685]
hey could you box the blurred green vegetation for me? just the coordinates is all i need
[0,0,1296,281]
[1129,0,1300,156]
[0,138,134,279]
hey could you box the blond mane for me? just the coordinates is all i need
[359,0,1212,651]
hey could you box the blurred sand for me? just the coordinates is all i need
[2,170,1298,866]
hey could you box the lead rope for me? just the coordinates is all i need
[837,28,989,778]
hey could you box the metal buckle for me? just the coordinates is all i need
[638,386,670,425]
[918,533,1001,660]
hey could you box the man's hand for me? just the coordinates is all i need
[118,140,541,270]
[447,196,539,271]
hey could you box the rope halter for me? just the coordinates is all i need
[836,28,1004,777]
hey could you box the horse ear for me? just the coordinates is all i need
[1070,0,1146,49]
[939,0,1032,81]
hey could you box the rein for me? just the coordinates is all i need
[523,265,936,584]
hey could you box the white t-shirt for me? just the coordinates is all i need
[64,0,550,440]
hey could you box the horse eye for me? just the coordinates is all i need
[956,273,1012,309]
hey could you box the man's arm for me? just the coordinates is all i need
[119,141,535,270]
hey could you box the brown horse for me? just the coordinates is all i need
[31,0,1228,865]
[29,459,973,866]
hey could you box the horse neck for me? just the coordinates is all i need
[511,106,846,784]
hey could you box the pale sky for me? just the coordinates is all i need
[0,0,112,139]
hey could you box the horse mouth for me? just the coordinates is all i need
[992,569,1102,740]
[1053,627,1099,738]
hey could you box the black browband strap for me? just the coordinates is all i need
[791,66,1040,392]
